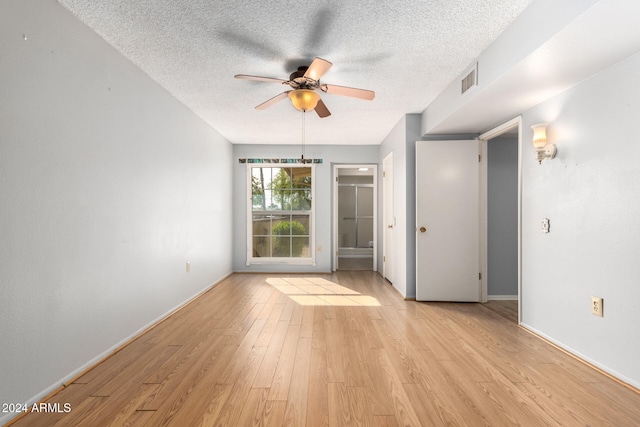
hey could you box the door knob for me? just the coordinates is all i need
[419,226,427,233]
[387,225,393,229]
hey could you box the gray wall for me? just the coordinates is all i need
[377,114,422,298]
[232,144,380,272]
[487,136,519,297]
[0,1,233,421]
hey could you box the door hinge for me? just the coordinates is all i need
[383,256,386,262]
[478,154,481,162]
[336,176,339,182]
[383,171,386,178]
[479,272,482,280]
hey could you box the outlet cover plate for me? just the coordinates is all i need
[591,296,603,317]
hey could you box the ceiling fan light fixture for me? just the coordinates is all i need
[288,89,320,112]
[236,57,372,118]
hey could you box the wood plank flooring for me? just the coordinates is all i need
[337,257,374,271]
[482,300,518,323]
[11,272,640,426]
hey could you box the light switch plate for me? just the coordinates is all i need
[542,218,550,233]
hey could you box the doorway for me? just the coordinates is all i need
[414,117,521,314]
[333,165,377,271]
[479,117,522,323]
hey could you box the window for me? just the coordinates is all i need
[247,165,315,265]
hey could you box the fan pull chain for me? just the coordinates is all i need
[301,110,306,161]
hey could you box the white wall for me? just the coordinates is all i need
[232,144,379,273]
[0,1,233,422]
[520,51,640,388]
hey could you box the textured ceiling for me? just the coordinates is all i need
[57,0,534,145]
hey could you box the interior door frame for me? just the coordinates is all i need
[478,116,523,323]
[332,164,378,272]
[382,153,393,282]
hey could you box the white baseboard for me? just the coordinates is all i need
[520,323,640,391]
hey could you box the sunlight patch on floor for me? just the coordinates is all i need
[266,277,380,306]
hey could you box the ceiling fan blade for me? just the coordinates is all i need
[323,84,375,100]
[314,99,331,118]
[255,91,291,110]
[235,74,288,84]
[304,57,332,81]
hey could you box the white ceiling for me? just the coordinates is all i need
[57,0,534,145]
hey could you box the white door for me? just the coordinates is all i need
[383,153,394,282]
[416,140,480,301]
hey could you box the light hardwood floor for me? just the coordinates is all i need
[11,272,640,426]
[482,300,518,323]
[337,257,373,271]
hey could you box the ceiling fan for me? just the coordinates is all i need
[235,57,375,118]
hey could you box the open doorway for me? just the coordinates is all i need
[479,117,522,323]
[333,165,377,271]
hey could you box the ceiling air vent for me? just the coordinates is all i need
[461,63,478,95]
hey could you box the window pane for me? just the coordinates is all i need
[251,169,266,209]
[292,167,312,188]
[291,190,311,210]
[252,214,272,236]
[270,168,290,190]
[291,215,309,235]
[272,236,291,257]
[271,189,291,210]
[253,236,271,257]
[292,237,310,257]
[252,194,265,210]
[271,215,291,235]
[251,168,263,184]
[264,190,280,210]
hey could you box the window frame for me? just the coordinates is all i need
[246,163,316,266]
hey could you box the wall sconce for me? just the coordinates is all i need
[531,123,557,164]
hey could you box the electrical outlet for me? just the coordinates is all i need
[591,296,603,317]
